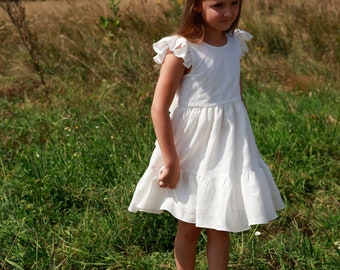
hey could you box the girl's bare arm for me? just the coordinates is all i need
[151,53,186,188]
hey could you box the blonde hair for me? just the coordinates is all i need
[177,0,242,43]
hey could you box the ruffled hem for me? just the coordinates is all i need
[153,35,192,68]
[128,163,285,233]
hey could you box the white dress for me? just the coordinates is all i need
[128,29,285,232]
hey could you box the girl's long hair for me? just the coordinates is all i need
[177,0,242,43]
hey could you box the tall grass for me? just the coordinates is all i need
[0,0,339,269]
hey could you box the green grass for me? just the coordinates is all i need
[1,83,339,269]
[0,0,339,269]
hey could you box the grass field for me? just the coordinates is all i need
[0,0,339,269]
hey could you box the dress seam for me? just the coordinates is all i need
[175,97,242,109]
[180,165,266,178]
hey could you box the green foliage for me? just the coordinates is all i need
[1,82,339,269]
[100,0,121,31]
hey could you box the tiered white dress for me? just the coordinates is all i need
[128,30,285,232]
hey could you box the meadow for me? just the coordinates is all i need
[0,0,339,269]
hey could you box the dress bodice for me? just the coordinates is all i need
[178,36,241,107]
[152,29,253,109]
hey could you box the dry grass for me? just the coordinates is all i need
[239,0,339,92]
[0,0,170,97]
[0,0,168,25]
[0,0,339,98]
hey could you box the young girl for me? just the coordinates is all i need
[129,0,285,269]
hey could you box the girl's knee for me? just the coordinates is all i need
[206,229,229,240]
[177,221,201,241]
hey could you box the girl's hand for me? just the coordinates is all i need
[158,163,180,189]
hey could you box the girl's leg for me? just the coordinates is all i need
[174,220,201,270]
[206,229,230,270]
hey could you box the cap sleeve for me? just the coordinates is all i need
[153,35,191,68]
[234,29,253,56]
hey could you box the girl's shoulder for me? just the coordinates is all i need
[232,29,253,56]
[153,35,192,68]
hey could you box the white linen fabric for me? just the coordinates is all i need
[128,29,285,232]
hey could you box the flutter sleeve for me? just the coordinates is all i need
[153,35,192,68]
[234,29,253,56]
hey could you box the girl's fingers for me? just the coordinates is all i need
[159,180,166,187]
[158,166,164,177]
[158,179,177,189]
